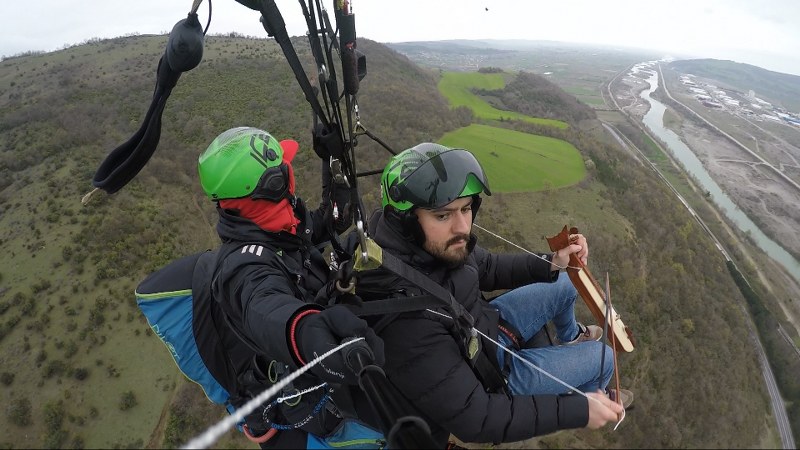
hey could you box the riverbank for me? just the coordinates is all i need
[610,62,800,335]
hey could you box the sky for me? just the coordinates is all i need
[2,0,800,77]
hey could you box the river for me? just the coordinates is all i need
[636,65,800,283]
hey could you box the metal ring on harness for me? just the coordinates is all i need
[335,278,355,293]
[261,390,332,430]
[268,360,280,383]
[283,388,302,407]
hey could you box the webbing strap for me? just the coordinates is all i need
[473,347,508,393]
[343,295,442,317]
[369,248,507,394]
[378,251,473,327]
[497,317,523,351]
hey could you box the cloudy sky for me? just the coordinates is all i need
[3,0,800,76]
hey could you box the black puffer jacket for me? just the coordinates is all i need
[355,209,589,446]
[208,159,352,370]
[209,199,332,368]
[196,187,377,445]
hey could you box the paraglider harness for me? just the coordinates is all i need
[89,0,521,446]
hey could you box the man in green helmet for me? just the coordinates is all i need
[194,126,385,447]
[353,142,629,447]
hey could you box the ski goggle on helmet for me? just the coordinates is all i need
[198,127,296,201]
[381,143,491,211]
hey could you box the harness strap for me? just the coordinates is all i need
[378,250,474,327]
[472,347,508,393]
[341,295,443,317]
[368,247,508,393]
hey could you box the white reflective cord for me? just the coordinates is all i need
[472,223,569,270]
[477,317,626,428]
[181,337,365,449]
[423,308,614,410]
[277,383,327,403]
[473,226,625,428]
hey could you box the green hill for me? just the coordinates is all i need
[438,71,569,128]
[440,124,585,192]
[0,35,777,448]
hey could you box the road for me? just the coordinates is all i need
[656,65,800,194]
[602,63,796,450]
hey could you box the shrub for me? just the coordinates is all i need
[43,360,67,379]
[1,372,14,386]
[7,397,32,426]
[43,429,67,449]
[70,435,85,449]
[20,297,36,316]
[119,391,137,411]
[43,400,64,429]
[73,368,89,381]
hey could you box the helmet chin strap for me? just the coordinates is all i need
[384,207,426,247]
[470,195,483,222]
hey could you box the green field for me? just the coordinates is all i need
[439,124,586,193]
[438,72,569,129]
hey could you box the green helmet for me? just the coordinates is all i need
[380,143,491,211]
[198,127,288,201]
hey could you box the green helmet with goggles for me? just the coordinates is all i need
[198,127,291,202]
[380,143,491,212]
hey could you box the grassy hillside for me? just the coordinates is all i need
[0,35,777,449]
[440,124,585,192]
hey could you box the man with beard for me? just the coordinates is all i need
[353,143,631,447]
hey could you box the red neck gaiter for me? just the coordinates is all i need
[220,197,300,234]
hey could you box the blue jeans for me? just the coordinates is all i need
[490,272,614,395]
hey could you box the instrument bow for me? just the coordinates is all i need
[546,225,635,353]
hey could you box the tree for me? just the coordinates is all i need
[119,390,137,411]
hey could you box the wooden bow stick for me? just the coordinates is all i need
[546,225,635,353]
[605,271,626,428]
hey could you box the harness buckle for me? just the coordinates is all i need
[353,226,383,271]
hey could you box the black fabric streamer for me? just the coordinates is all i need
[90,12,203,196]
[91,56,180,195]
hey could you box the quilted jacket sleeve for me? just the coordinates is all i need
[472,245,558,292]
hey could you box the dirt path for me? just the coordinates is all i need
[146,380,181,448]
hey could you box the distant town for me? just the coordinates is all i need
[679,74,800,128]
